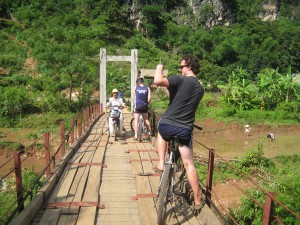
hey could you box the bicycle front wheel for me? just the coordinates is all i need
[130,117,134,132]
[114,123,117,141]
[157,164,172,225]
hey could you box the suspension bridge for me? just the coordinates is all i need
[4,107,220,225]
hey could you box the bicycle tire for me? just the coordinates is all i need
[157,164,172,225]
[114,123,117,141]
[138,115,143,142]
[130,118,134,132]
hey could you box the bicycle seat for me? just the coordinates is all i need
[165,135,181,145]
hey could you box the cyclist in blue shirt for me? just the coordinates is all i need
[118,90,123,100]
[133,77,153,140]
[154,55,204,209]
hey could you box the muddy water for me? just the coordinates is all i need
[193,119,300,159]
[1,120,300,177]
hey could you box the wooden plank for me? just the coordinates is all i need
[139,143,154,174]
[128,143,143,175]
[172,197,203,225]
[29,222,39,225]
[81,165,100,202]
[56,215,77,225]
[136,176,157,225]
[76,207,97,225]
[54,164,80,202]
[145,142,159,172]
[95,222,140,225]
[69,160,91,201]
[82,136,107,203]
[47,146,86,203]
[29,210,44,224]
[97,214,141,222]
[97,120,142,225]
[60,137,100,214]
[38,208,61,225]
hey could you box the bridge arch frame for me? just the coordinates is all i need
[99,48,138,111]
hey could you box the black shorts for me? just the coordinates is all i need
[134,105,148,113]
[158,122,192,147]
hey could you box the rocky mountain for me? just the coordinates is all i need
[127,0,286,30]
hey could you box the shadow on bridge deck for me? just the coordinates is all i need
[11,112,222,225]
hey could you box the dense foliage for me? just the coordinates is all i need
[228,154,300,225]
[195,145,300,224]
[0,167,44,224]
[1,0,300,126]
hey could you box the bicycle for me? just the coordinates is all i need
[108,106,122,141]
[156,136,186,224]
[156,125,203,224]
[130,112,148,142]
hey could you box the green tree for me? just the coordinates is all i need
[257,68,300,111]
[0,86,34,120]
[218,67,259,110]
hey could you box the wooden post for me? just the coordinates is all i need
[89,106,92,123]
[263,192,275,225]
[60,120,65,156]
[14,151,24,212]
[92,105,95,120]
[82,109,86,132]
[206,148,215,207]
[78,113,82,138]
[44,132,51,177]
[70,117,74,145]
[100,48,107,107]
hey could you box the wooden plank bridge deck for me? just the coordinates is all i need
[13,112,218,225]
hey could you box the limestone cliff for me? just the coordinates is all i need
[126,0,283,30]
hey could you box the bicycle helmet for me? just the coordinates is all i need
[112,88,118,93]
[136,77,144,84]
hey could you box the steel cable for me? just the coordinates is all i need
[194,139,300,221]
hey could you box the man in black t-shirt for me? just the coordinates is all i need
[154,55,204,209]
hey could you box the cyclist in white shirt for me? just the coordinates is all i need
[106,88,125,135]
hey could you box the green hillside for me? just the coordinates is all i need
[0,0,300,126]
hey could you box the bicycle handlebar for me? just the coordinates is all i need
[193,124,203,130]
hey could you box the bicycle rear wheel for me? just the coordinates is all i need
[138,115,143,142]
[157,164,172,225]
